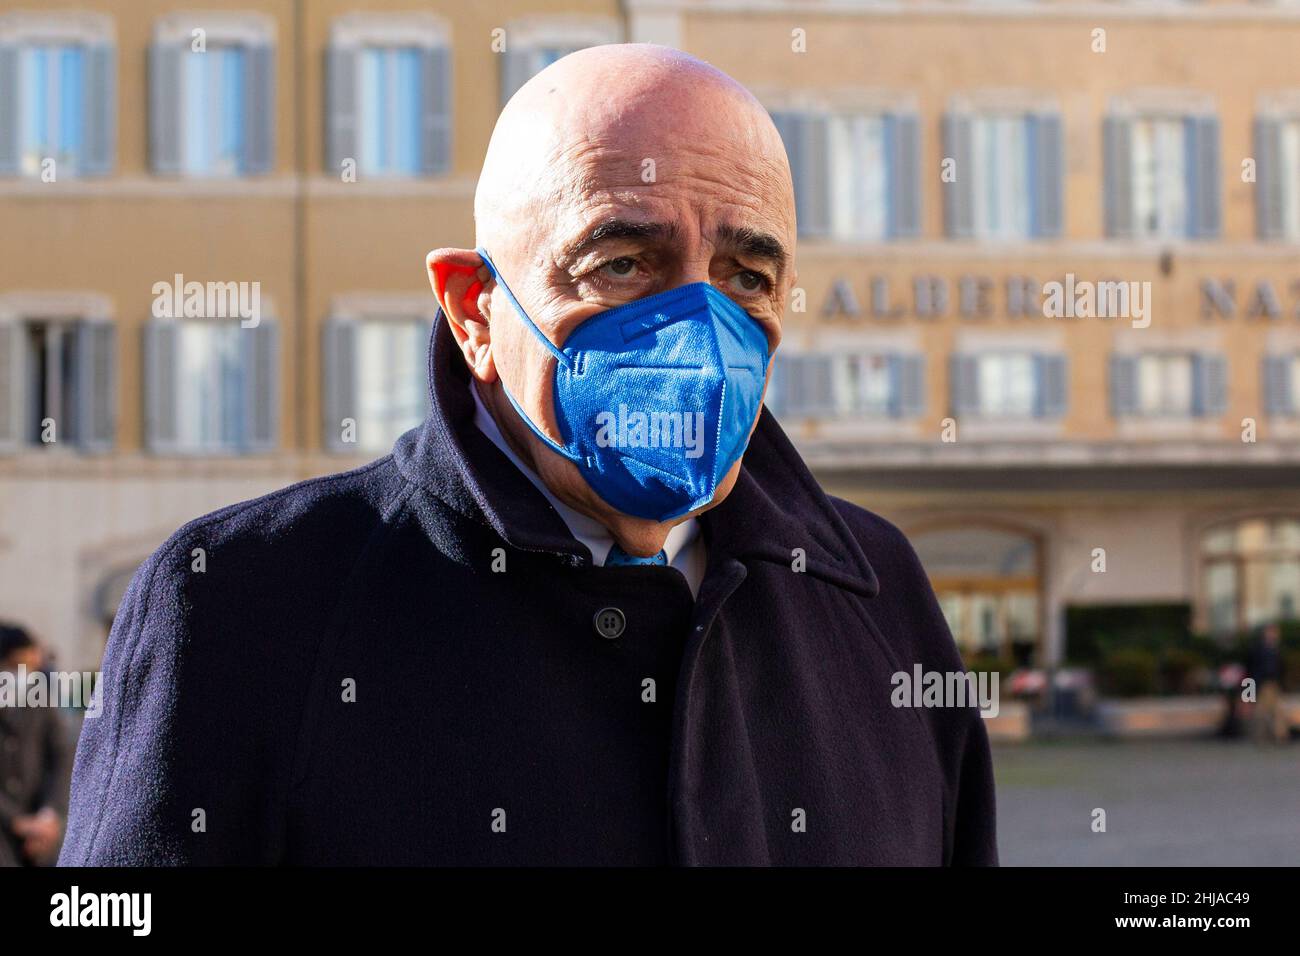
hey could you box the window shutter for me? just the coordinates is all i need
[1034,353,1068,419]
[769,111,795,156]
[500,47,533,106]
[326,46,358,172]
[149,43,183,174]
[1254,117,1285,241]
[804,353,835,416]
[1029,112,1064,239]
[769,111,799,236]
[1192,353,1228,417]
[75,320,116,453]
[797,114,831,239]
[949,354,980,416]
[144,320,180,452]
[1103,116,1134,239]
[1261,354,1293,417]
[322,318,358,452]
[1109,354,1138,417]
[244,43,275,175]
[82,44,116,176]
[942,112,974,239]
[811,116,834,240]
[245,319,279,452]
[773,352,837,417]
[888,112,922,239]
[419,45,452,176]
[0,44,17,175]
[773,111,831,240]
[0,321,23,452]
[892,353,926,419]
[1187,115,1221,240]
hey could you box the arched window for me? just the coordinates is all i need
[1201,516,1300,634]
[911,524,1041,664]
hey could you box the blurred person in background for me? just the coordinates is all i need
[1249,622,1289,744]
[0,623,72,866]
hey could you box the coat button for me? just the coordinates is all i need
[593,607,626,640]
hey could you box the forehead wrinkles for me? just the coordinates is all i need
[544,139,790,244]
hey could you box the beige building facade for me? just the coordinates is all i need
[3,0,1300,672]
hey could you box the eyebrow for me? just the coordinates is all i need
[562,218,680,260]
[714,223,789,268]
[562,218,789,269]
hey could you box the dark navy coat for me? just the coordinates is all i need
[59,316,997,866]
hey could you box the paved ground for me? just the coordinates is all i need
[992,740,1300,866]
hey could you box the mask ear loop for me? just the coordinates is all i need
[475,247,571,370]
[474,247,582,463]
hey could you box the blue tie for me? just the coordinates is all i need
[606,544,668,567]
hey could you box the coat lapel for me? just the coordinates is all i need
[394,311,589,567]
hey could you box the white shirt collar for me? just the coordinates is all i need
[469,381,700,568]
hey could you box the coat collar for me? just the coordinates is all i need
[393,313,879,597]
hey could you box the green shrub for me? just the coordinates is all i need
[963,653,1016,679]
[1159,647,1208,695]
[1065,604,1191,665]
[1099,647,1159,698]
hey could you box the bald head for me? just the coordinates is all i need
[475,44,793,262]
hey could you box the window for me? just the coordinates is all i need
[913,525,1041,663]
[950,352,1067,419]
[1104,110,1219,239]
[357,47,423,176]
[1263,352,1300,416]
[144,319,278,454]
[1202,517,1300,634]
[180,45,248,175]
[0,13,114,177]
[827,115,889,241]
[322,316,432,454]
[1281,120,1300,239]
[770,109,920,241]
[1131,117,1188,239]
[972,115,1030,239]
[1138,352,1193,416]
[765,351,924,420]
[1109,351,1226,419]
[943,108,1062,240]
[978,353,1035,417]
[149,14,274,176]
[326,15,450,178]
[499,18,618,105]
[0,316,114,453]
[1254,113,1300,241]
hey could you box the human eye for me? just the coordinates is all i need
[726,269,772,296]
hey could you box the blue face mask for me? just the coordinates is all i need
[476,247,772,522]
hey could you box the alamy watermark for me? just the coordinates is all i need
[151,273,262,328]
[50,886,151,936]
[1042,273,1151,329]
[0,665,102,718]
[594,405,706,459]
[891,665,1000,718]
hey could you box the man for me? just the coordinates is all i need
[61,45,996,865]
[1,624,71,866]
[1249,623,1289,744]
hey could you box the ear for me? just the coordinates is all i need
[426,247,496,383]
